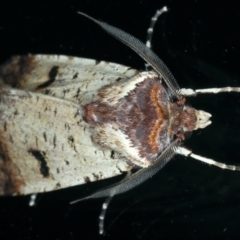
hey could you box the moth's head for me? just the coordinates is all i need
[169,98,212,140]
[194,109,212,130]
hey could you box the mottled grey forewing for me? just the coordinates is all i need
[0,55,137,195]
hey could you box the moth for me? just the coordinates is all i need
[0,6,240,234]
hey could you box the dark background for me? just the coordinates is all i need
[1,0,240,239]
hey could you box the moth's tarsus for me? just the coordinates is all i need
[29,194,37,207]
[99,196,113,235]
[180,87,240,96]
[176,147,240,171]
[145,6,168,70]
[145,6,168,50]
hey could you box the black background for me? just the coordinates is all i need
[1,0,240,239]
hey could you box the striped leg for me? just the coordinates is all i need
[98,171,132,235]
[99,196,113,235]
[29,194,37,206]
[179,87,240,96]
[176,147,240,171]
[145,6,168,70]
[146,6,168,49]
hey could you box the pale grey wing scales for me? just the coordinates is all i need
[0,55,139,105]
[0,86,133,196]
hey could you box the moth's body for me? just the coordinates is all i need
[0,55,202,196]
[0,11,239,229]
[1,7,240,236]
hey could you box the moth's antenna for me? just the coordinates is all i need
[78,10,181,99]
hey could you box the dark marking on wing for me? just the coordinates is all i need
[0,142,25,195]
[74,88,81,99]
[72,72,78,79]
[28,149,49,178]
[43,132,47,142]
[93,173,99,181]
[64,123,70,130]
[68,136,74,143]
[53,134,57,149]
[110,150,115,159]
[116,166,124,174]
[68,136,78,153]
[63,89,70,97]
[0,55,37,88]
[9,135,13,143]
[74,110,80,118]
[35,136,39,148]
[84,176,91,183]
[65,160,69,165]
[37,66,59,89]
[3,122,7,131]
[116,77,123,82]
[44,89,52,95]
[95,60,100,65]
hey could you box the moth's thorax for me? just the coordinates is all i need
[83,72,170,167]
[82,72,210,168]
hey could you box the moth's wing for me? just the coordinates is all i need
[0,55,139,105]
[0,55,137,196]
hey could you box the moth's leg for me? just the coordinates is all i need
[179,87,240,97]
[29,194,37,207]
[99,196,112,235]
[71,139,178,203]
[71,140,178,235]
[145,6,168,70]
[146,6,168,49]
[97,138,177,234]
[176,147,240,171]
[98,171,131,235]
